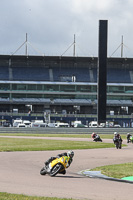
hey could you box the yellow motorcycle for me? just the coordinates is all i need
[40,156,70,177]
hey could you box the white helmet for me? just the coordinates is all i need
[114,132,117,135]
[67,150,74,158]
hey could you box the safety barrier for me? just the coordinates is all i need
[0,127,132,134]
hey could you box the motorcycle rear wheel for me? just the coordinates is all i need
[50,163,63,177]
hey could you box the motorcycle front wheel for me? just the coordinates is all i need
[40,167,47,175]
[50,163,63,177]
[119,142,122,149]
[115,142,119,149]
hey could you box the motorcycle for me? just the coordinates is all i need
[93,135,102,142]
[114,138,122,149]
[129,136,133,143]
[40,156,70,177]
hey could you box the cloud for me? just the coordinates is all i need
[0,0,133,57]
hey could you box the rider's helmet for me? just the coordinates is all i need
[127,133,130,135]
[115,132,120,137]
[67,150,74,158]
[92,132,96,137]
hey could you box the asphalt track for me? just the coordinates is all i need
[0,136,133,200]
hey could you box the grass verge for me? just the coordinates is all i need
[0,133,127,139]
[0,192,75,200]
[0,137,115,151]
[91,162,133,179]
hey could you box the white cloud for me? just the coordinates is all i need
[0,0,133,57]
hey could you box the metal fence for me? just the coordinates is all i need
[0,127,132,134]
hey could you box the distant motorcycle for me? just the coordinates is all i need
[129,136,133,144]
[93,135,102,142]
[40,156,70,177]
[114,138,122,149]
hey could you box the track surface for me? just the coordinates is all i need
[0,136,133,200]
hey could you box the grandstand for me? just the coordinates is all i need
[0,54,133,125]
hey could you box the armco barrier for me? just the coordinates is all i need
[0,127,132,134]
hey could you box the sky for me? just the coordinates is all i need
[0,0,133,57]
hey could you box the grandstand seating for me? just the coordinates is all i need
[94,99,132,106]
[11,67,49,81]
[0,66,9,80]
[4,98,130,106]
[107,68,131,83]
[52,67,91,82]
[11,98,51,103]
[0,64,132,83]
[71,99,92,105]
[53,99,92,105]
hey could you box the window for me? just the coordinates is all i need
[60,85,75,92]
[12,84,27,90]
[108,86,124,93]
[27,84,36,90]
[44,85,59,91]
[0,84,10,90]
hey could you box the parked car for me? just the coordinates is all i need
[3,121,11,127]
[17,123,26,128]
[74,123,88,128]
[114,124,121,128]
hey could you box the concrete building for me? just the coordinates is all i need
[0,55,133,125]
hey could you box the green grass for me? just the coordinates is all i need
[100,134,126,140]
[91,162,133,179]
[0,137,115,152]
[0,133,127,139]
[0,192,75,200]
[1,133,91,138]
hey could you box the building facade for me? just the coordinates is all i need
[0,55,133,116]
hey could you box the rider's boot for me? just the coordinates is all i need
[59,169,66,175]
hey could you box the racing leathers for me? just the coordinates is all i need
[113,134,122,144]
[127,133,132,143]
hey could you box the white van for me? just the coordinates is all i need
[48,123,56,128]
[89,121,98,128]
[13,118,23,127]
[55,122,69,128]
[31,120,47,128]
[72,121,81,127]
[48,122,69,128]
[17,123,26,128]
[23,120,31,127]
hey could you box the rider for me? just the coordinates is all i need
[91,132,101,141]
[127,133,132,143]
[91,132,97,139]
[113,132,122,144]
[45,150,74,174]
